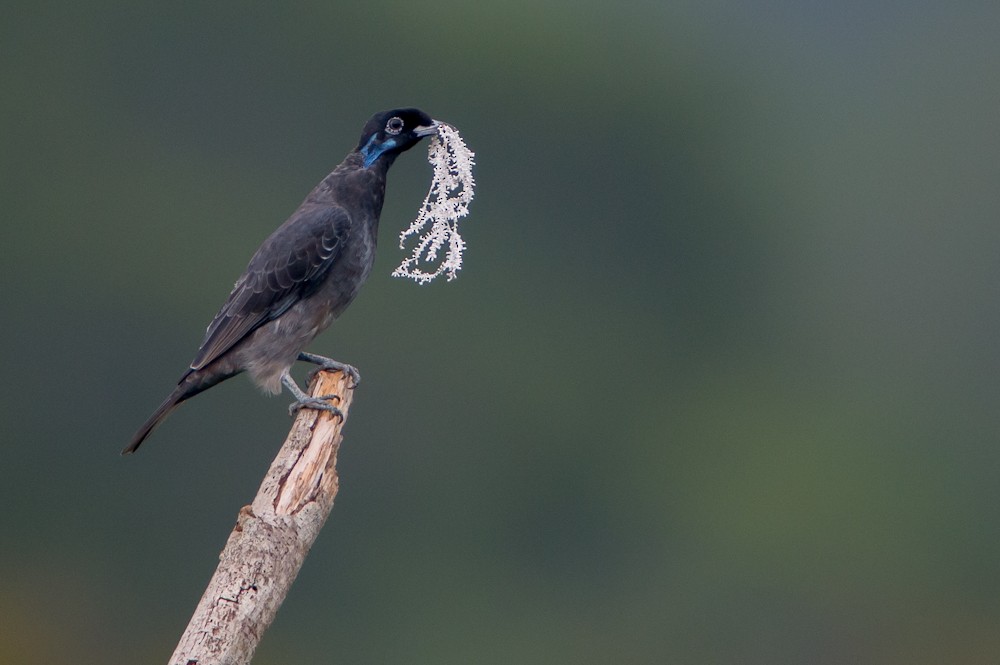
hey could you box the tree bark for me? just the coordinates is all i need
[169,370,354,665]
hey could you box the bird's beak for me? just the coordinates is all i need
[413,120,440,137]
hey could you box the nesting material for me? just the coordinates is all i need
[392,123,476,284]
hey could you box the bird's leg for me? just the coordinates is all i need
[297,351,361,388]
[280,369,344,420]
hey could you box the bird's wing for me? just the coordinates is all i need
[190,204,351,371]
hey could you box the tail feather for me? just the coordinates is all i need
[121,390,185,455]
[121,368,236,455]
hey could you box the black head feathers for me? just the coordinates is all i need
[357,108,438,168]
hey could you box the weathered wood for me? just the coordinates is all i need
[169,370,353,665]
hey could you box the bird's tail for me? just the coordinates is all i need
[121,368,234,455]
[121,389,185,455]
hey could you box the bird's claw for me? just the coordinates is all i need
[307,363,361,389]
[288,394,344,421]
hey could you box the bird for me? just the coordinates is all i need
[122,108,439,454]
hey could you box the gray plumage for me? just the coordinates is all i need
[123,108,438,454]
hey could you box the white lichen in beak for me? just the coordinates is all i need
[392,122,476,284]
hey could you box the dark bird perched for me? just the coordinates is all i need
[123,108,439,454]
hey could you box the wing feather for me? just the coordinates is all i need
[190,204,350,370]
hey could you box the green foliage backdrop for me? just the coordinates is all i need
[2,1,999,662]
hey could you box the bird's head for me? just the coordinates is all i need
[357,108,439,168]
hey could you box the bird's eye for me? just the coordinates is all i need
[385,117,405,135]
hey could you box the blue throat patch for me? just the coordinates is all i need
[361,135,397,168]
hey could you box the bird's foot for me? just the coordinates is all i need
[298,352,361,388]
[280,369,345,420]
[288,394,344,421]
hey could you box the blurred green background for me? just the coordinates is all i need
[3,0,999,662]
